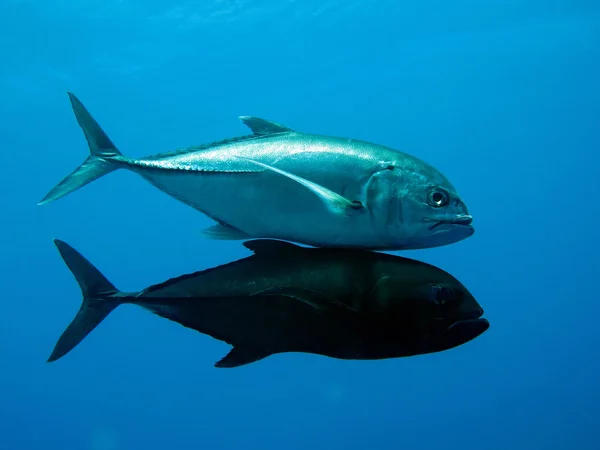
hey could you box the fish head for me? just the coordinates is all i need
[428,316,490,353]
[409,279,488,353]
[376,276,482,323]
[370,262,488,355]
[368,158,474,249]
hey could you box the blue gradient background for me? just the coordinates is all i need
[1,1,599,449]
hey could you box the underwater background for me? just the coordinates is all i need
[1,1,599,449]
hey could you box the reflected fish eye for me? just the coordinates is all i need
[428,188,449,207]
[433,285,460,305]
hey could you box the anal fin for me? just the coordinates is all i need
[214,346,271,368]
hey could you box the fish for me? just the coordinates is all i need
[47,238,489,368]
[38,93,474,251]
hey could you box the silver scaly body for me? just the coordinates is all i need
[39,93,474,250]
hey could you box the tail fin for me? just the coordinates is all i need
[48,239,122,363]
[38,92,123,205]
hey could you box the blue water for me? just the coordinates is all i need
[2,1,599,449]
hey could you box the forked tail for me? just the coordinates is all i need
[48,240,123,362]
[38,93,124,205]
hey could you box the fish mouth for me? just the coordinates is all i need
[428,214,473,231]
[435,317,489,351]
[464,307,484,321]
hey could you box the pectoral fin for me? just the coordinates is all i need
[252,286,356,315]
[235,156,365,216]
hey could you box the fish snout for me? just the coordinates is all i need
[469,307,484,320]
[452,214,473,226]
[440,317,489,350]
[427,214,474,231]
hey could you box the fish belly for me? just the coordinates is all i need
[139,295,358,356]
[129,157,386,248]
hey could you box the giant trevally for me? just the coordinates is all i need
[39,93,474,250]
[48,239,488,368]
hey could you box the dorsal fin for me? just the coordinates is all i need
[243,239,302,254]
[238,116,293,135]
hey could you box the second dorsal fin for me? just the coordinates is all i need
[238,116,293,135]
[243,239,302,254]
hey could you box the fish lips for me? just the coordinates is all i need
[438,316,489,351]
[428,214,474,232]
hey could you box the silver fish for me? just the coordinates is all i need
[39,93,474,250]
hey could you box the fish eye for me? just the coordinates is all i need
[427,188,449,207]
[433,285,460,305]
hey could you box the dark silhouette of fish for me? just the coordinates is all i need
[48,239,488,368]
